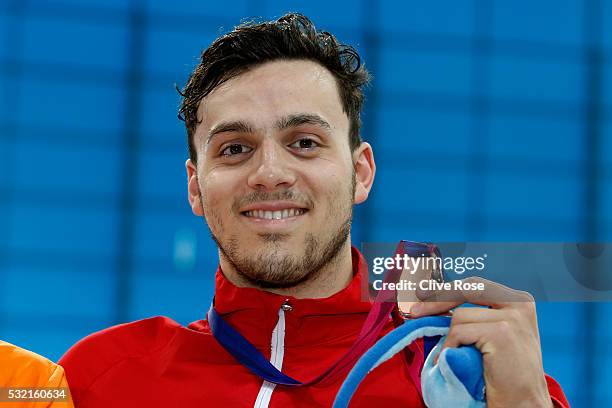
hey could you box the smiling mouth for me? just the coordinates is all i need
[242,208,308,220]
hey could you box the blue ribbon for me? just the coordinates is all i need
[208,306,302,386]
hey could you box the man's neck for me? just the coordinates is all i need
[219,242,355,299]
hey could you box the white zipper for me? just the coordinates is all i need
[253,306,287,408]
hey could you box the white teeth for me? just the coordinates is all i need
[244,209,306,219]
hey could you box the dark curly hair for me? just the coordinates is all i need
[177,13,371,164]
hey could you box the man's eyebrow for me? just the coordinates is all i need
[206,114,331,145]
[275,113,332,132]
[207,120,255,145]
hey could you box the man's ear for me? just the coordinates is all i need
[353,142,376,204]
[186,159,204,216]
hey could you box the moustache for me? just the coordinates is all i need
[233,190,314,212]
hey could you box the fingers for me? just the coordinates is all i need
[409,300,457,317]
[410,276,535,317]
[439,307,539,353]
[450,307,504,324]
[441,321,512,352]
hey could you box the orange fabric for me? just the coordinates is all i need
[0,341,74,408]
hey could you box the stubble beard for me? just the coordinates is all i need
[205,176,356,289]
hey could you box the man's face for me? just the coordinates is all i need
[187,60,372,288]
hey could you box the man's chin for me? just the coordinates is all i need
[232,246,314,289]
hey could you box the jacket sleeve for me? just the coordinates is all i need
[546,374,570,408]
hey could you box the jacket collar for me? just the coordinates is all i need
[211,246,372,347]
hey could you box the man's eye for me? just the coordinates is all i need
[290,138,319,150]
[221,144,252,156]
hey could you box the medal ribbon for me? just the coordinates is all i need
[208,241,441,387]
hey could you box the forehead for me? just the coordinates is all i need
[196,60,348,134]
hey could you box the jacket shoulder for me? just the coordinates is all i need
[59,316,180,390]
[0,340,66,387]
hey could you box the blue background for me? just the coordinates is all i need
[1,0,611,406]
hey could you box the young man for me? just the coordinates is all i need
[60,13,569,407]
[1,340,74,407]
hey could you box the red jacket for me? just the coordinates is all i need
[60,248,569,407]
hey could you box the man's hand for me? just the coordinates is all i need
[409,277,553,408]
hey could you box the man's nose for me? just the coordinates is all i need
[247,139,297,190]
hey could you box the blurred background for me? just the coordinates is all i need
[0,0,610,406]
